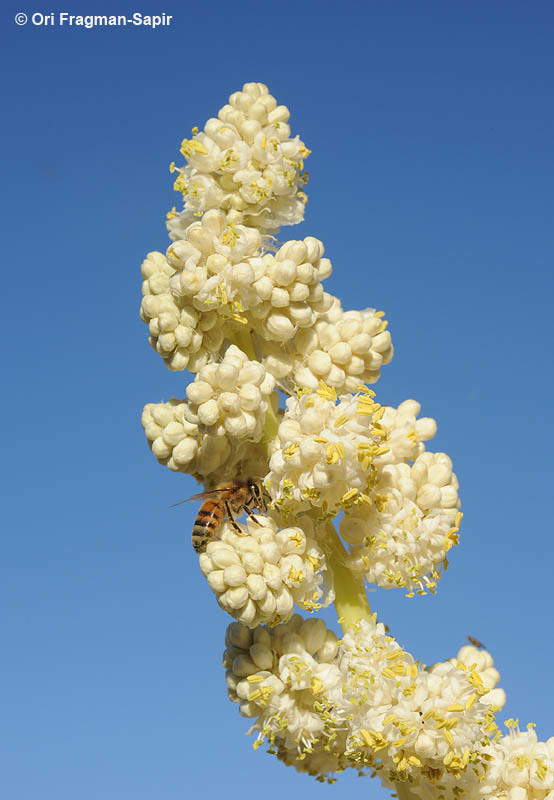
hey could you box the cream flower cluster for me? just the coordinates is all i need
[140,251,225,372]
[199,515,332,627]
[374,399,437,466]
[223,614,497,790]
[166,209,262,309]
[479,723,554,800]
[259,299,394,395]
[440,644,506,710]
[142,399,270,484]
[342,452,461,595]
[223,614,343,764]
[290,300,394,393]
[245,236,333,342]
[267,384,389,513]
[184,345,275,440]
[167,82,310,238]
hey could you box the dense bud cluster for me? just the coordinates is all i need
[184,345,275,440]
[140,251,224,371]
[142,398,270,484]
[199,515,332,627]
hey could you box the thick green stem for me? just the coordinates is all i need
[263,401,280,446]
[229,324,257,360]
[324,521,372,632]
[228,327,371,632]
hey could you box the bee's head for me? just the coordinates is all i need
[247,478,268,511]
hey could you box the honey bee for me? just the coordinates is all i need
[172,479,267,554]
[466,635,486,649]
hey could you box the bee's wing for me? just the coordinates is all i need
[170,487,230,508]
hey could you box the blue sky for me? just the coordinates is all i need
[2,2,553,798]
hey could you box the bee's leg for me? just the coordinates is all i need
[225,500,243,533]
[242,505,263,526]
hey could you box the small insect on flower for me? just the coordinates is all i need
[466,635,486,649]
[172,479,268,553]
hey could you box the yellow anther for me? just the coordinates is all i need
[311,677,324,696]
[173,174,186,193]
[169,161,176,173]
[386,650,404,661]
[287,565,304,583]
[325,444,340,464]
[288,531,303,547]
[393,738,406,748]
[316,381,337,402]
[307,554,320,571]
[180,138,208,157]
[333,414,350,428]
[443,730,455,747]
[465,693,478,710]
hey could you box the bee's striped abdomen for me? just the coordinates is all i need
[192,501,225,553]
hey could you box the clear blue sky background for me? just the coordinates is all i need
[2,2,553,798]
